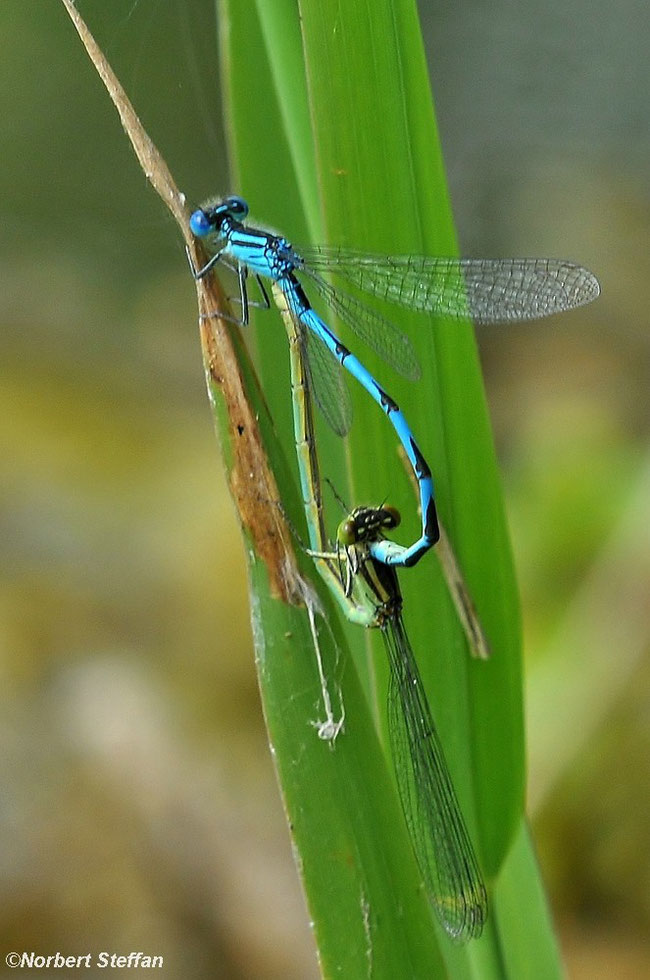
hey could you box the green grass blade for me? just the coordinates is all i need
[494,821,564,977]
[253,0,320,230]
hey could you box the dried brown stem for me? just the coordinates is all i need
[60,0,301,602]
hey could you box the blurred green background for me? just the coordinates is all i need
[2,1,648,976]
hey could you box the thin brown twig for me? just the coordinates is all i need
[60,0,302,603]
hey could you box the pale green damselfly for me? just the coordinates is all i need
[272,283,488,942]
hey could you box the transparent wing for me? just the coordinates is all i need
[384,615,488,941]
[283,283,352,438]
[300,265,421,381]
[297,247,600,324]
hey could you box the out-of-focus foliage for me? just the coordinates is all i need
[1,1,649,977]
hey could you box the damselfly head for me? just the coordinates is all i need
[338,505,401,546]
[189,196,249,238]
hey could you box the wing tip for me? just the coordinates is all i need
[437,885,489,943]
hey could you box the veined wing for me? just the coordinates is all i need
[282,284,352,438]
[384,614,488,941]
[298,247,600,324]
[299,265,421,381]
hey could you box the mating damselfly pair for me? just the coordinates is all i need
[189,196,599,941]
[190,197,599,569]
